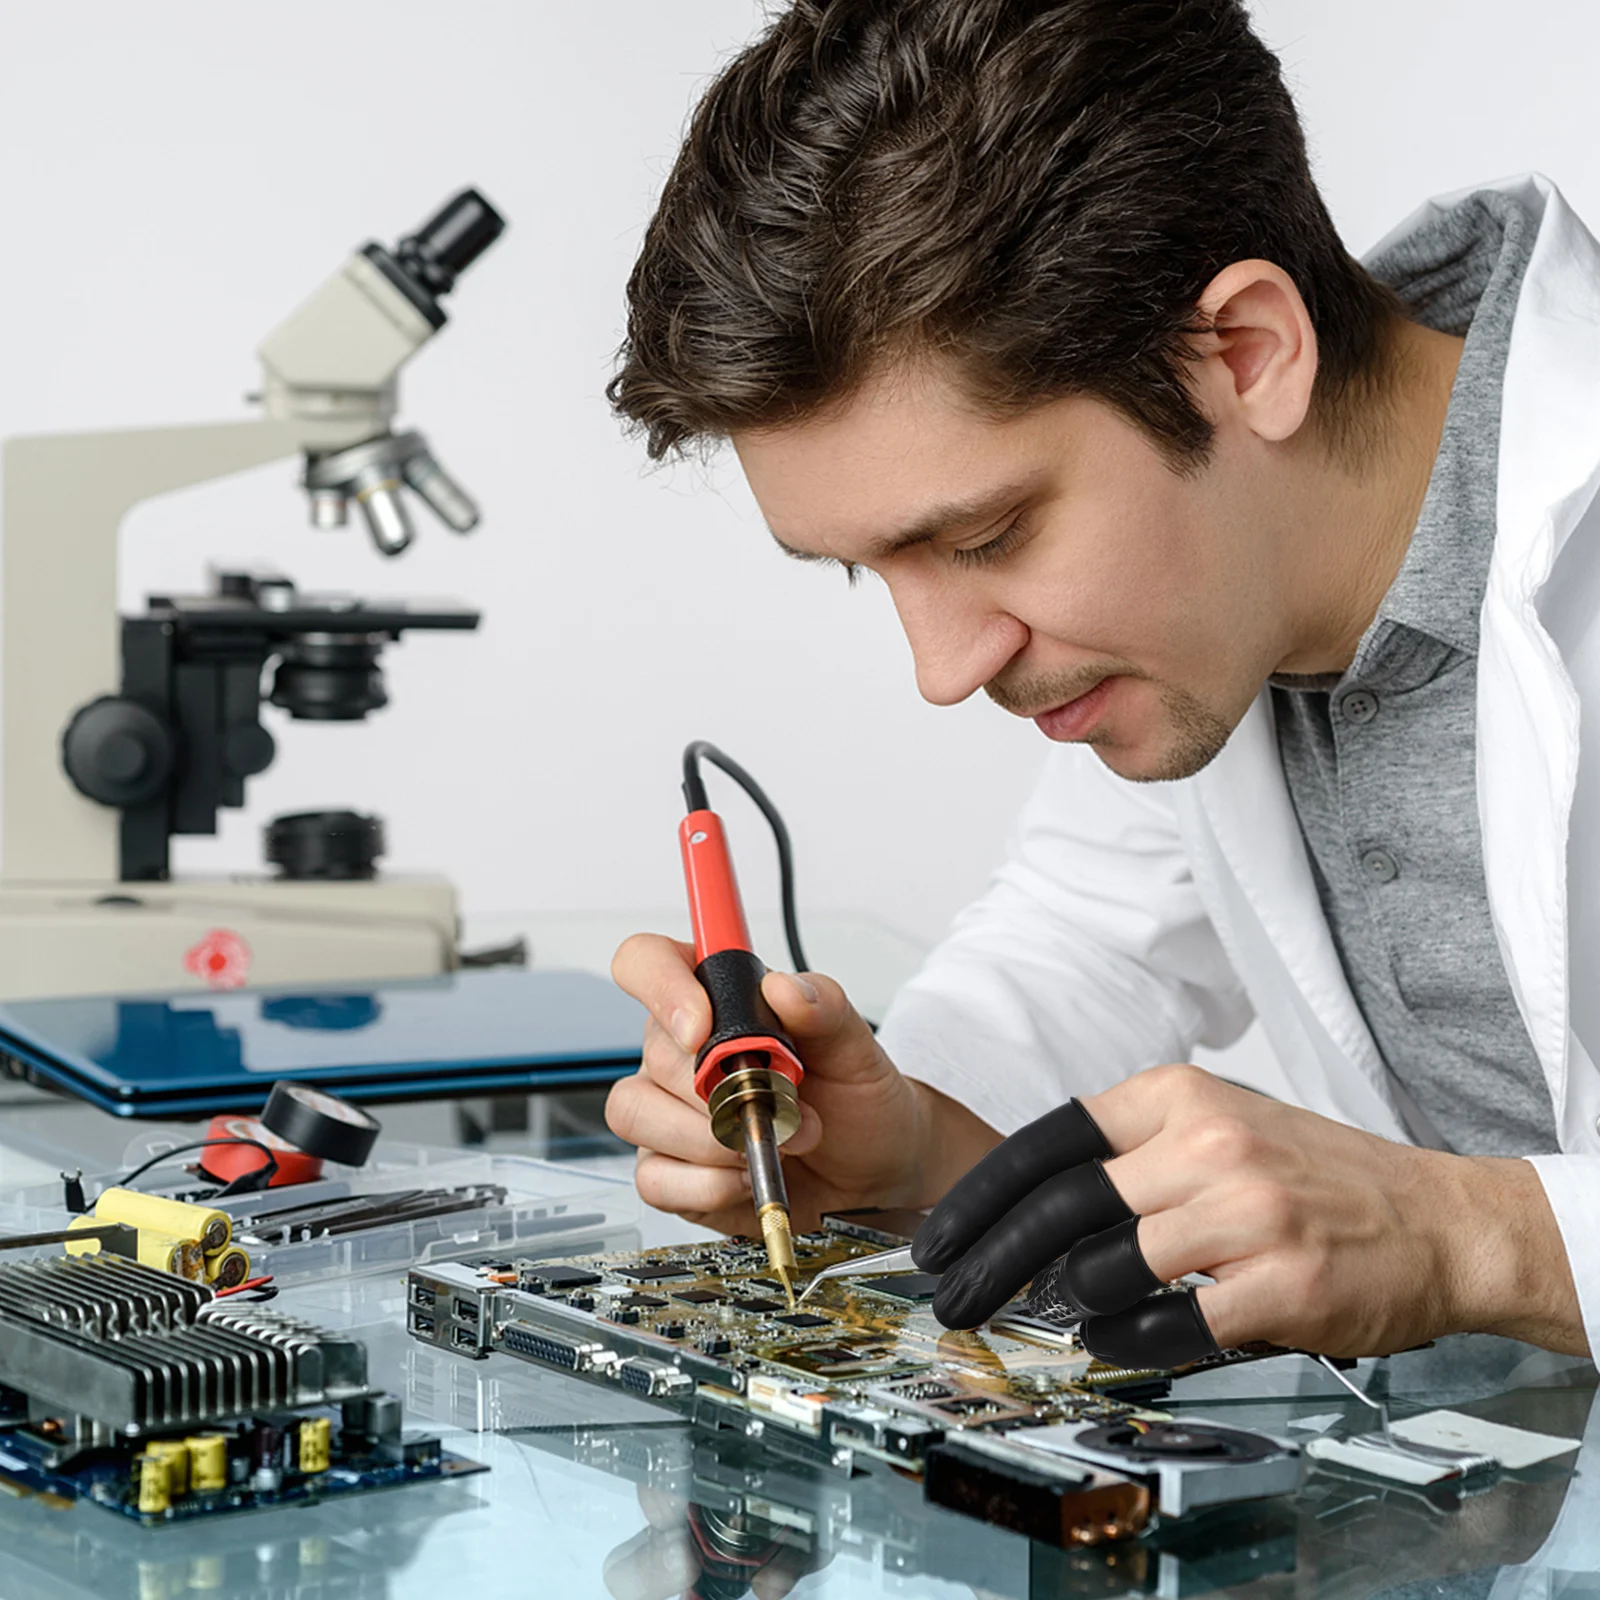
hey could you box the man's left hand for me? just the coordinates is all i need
[910,1064,1586,1362]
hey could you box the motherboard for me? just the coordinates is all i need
[0,1253,482,1522]
[408,1209,1298,1546]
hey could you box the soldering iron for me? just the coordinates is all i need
[677,742,810,1307]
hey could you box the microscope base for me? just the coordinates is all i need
[0,878,458,1001]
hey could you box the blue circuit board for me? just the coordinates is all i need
[0,1421,485,1525]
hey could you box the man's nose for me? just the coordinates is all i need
[889,576,1027,707]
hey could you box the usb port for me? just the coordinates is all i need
[411,1313,435,1337]
[453,1298,480,1325]
[412,1283,437,1309]
[453,1325,479,1349]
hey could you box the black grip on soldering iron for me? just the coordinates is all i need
[692,948,797,1072]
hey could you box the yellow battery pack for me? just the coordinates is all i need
[93,1188,231,1255]
[65,1217,204,1279]
[204,1246,251,1288]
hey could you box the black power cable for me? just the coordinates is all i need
[681,742,809,976]
[115,1137,281,1198]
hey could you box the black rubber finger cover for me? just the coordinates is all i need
[1080,1288,1219,1368]
[912,1099,1111,1273]
[1060,1215,1164,1317]
[930,1159,1131,1329]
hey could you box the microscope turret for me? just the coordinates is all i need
[0,189,506,1000]
[259,188,504,554]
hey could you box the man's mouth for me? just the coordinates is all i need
[1032,677,1115,742]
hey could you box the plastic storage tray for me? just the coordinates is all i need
[0,1139,639,1287]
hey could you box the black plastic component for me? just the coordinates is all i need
[858,1273,942,1302]
[912,1099,1111,1274]
[924,1439,1115,1548]
[61,697,173,807]
[94,578,479,881]
[261,1080,381,1164]
[693,948,797,1072]
[1060,1215,1164,1317]
[269,635,387,721]
[614,1263,695,1284]
[264,810,385,881]
[931,1161,1132,1331]
[523,1266,603,1292]
[1080,1288,1220,1369]
[398,189,505,294]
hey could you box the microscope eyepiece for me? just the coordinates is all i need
[396,189,505,296]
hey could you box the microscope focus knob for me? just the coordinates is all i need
[62,697,174,807]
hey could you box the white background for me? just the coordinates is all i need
[0,0,1593,957]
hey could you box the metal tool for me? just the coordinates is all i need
[677,744,810,1309]
[797,1244,917,1303]
[1313,1356,1496,1477]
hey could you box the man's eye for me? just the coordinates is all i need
[950,518,1027,569]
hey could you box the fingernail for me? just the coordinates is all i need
[670,1008,699,1051]
[739,1169,752,1191]
[780,971,819,1004]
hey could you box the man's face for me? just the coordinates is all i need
[734,360,1299,782]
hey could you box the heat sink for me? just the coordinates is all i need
[0,1255,373,1434]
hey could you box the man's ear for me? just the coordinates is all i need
[1193,260,1319,444]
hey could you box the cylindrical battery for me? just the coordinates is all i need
[94,1188,231,1255]
[205,1247,251,1289]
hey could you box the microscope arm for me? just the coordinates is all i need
[2,420,301,884]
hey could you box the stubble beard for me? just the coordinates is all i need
[984,668,1233,782]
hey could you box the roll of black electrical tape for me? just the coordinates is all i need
[261,1082,381,1166]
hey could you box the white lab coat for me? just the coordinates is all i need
[876,173,1600,1357]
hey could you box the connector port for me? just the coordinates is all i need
[500,1322,605,1372]
[453,1298,480,1325]
[452,1325,479,1350]
[410,1313,436,1338]
[411,1283,437,1309]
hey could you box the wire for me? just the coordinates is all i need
[115,1138,280,1197]
[681,741,809,974]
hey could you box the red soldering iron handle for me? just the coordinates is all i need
[679,810,805,1105]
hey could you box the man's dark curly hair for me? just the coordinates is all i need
[609,0,1402,468]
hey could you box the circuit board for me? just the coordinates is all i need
[0,1253,484,1524]
[408,1211,1295,1544]
[0,1412,484,1524]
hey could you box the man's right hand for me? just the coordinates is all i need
[606,934,998,1234]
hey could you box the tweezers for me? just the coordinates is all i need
[798,1244,919,1303]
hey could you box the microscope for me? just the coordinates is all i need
[0,189,506,1001]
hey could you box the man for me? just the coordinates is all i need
[602,0,1600,1366]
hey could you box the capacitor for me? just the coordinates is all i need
[136,1452,171,1515]
[185,1434,228,1492]
[144,1439,190,1497]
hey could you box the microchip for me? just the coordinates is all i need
[730,1297,787,1314]
[612,1295,666,1311]
[746,1278,785,1294]
[773,1313,832,1329]
[522,1266,602,1292]
[858,1273,942,1302]
[614,1264,696,1283]
[671,1289,726,1305]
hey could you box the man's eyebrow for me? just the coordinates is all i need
[768,483,1034,565]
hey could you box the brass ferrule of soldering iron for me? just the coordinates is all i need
[707,1056,800,1307]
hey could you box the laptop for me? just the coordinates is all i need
[0,968,646,1117]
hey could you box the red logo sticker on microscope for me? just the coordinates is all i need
[183,928,252,990]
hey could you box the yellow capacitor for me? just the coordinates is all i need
[136,1452,171,1515]
[185,1434,228,1492]
[145,1439,190,1496]
[204,1247,251,1288]
[297,1417,331,1474]
[94,1188,230,1254]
